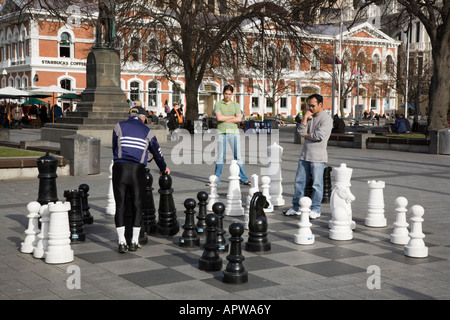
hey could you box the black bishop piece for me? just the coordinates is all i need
[196,191,208,235]
[212,202,228,253]
[78,184,93,224]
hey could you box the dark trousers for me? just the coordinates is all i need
[112,162,146,228]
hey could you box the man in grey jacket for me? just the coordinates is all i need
[285,94,333,218]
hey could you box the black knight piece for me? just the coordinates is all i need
[196,191,208,235]
[156,173,179,236]
[179,198,200,248]
[78,184,93,224]
[245,192,271,253]
[142,168,157,234]
[198,213,222,271]
[64,189,86,243]
[212,202,229,253]
[222,222,248,284]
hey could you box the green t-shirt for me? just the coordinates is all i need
[214,99,241,134]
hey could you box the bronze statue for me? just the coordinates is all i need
[96,0,116,47]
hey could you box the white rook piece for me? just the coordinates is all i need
[207,175,219,212]
[225,160,244,216]
[21,201,41,253]
[33,204,50,259]
[294,197,315,245]
[261,176,273,213]
[105,160,116,216]
[45,201,74,264]
[404,205,428,258]
[390,197,410,245]
[365,180,387,227]
[267,142,285,206]
[329,163,355,230]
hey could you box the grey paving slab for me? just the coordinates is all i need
[1,126,449,306]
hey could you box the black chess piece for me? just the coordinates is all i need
[245,192,271,253]
[157,173,179,236]
[179,198,200,247]
[222,222,248,284]
[37,152,58,205]
[142,168,157,234]
[64,189,86,243]
[212,202,228,253]
[198,213,222,271]
[196,191,208,235]
[322,166,332,203]
[78,184,93,224]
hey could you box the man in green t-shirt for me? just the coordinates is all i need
[207,84,251,186]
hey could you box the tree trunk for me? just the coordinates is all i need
[184,79,201,131]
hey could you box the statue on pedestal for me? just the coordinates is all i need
[96,0,116,47]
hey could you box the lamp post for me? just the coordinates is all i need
[352,68,365,120]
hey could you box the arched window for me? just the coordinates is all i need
[267,46,276,69]
[310,49,320,71]
[60,78,71,91]
[386,55,394,75]
[59,32,71,58]
[280,48,290,70]
[146,38,159,62]
[148,81,158,107]
[130,81,141,101]
[372,54,380,73]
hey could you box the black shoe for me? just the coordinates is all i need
[129,242,141,251]
[118,242,128,253]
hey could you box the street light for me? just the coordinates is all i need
[352,68,365,120]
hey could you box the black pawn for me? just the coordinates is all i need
[78,184,93,224]
[37,152,58,205]
[142,168,157,234]
[222,222,248,284]
[198,213,222,271]
[212,202,229,253]
[196,191,208,235]
[245,192,271,253]
[157,173,179,236]
[179,198,200,247]
[64,189,86,243]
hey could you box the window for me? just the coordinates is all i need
[130,81,141,101]
[60,79,71,91]
[129,37,140,62]
[386,55,394,74]
[267,46,276,69]
[251,97,259,109]
[148,81,157,107]
[146,39,158,62]
[59,32,71,58]
[280,97,287,108]
[372,54,380,73]
[415,22,420,43]
[310,49,320,71]
[280,48,290,69]
[172,84,182,104]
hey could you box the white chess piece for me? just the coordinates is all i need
[294,197,315,245]
[251,174,259,192]
[266,142,285,206]
[45,201,74,264]
[207,175,219,212]
[261,176,273,213]
[365,180,387,227]
[244,187,257,229]
[390,197,410,245]
[33,204,50,259]
[329,206,353,240]
[225,160,244,216]
[21,201,41,253]
[105,160,116,216]
[404,205,428,258]
[329,163,355,230]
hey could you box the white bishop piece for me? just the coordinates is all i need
[21,201,41,254]
[266,143,285,207]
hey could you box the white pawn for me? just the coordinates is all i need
[21,201,41,253]
[267,142,285,206]
[294,197,315,245]
[45,201,74,264]
[105,160,116,216]
[390,197,410,245]
[33,204,50,259]
[206,175,219,212]
[329,206,353,240]
[261,176,273,213]
[244,187,257,229]
[404,205,428,258]
[225,160,244,216]
[365,180,387,227]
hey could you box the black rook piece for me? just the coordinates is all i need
[305,166,332,203]
[212,202,228,253]
[157,173,179,236]
[142,168,157,234]
[78,184,93,224]
[245,192,271,253]
[198,213,222,271]
[64,189,86,243]
[222,222,248,284]
[196,191,208,235]
[37,152,58,205]
[179,198,200,247]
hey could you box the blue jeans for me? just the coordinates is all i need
[214,133,249,185]
[292,160,325,213]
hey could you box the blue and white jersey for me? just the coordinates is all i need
[112,116,167,172]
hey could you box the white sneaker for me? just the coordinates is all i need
[284,208,301,216]
[309,211,321,219]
